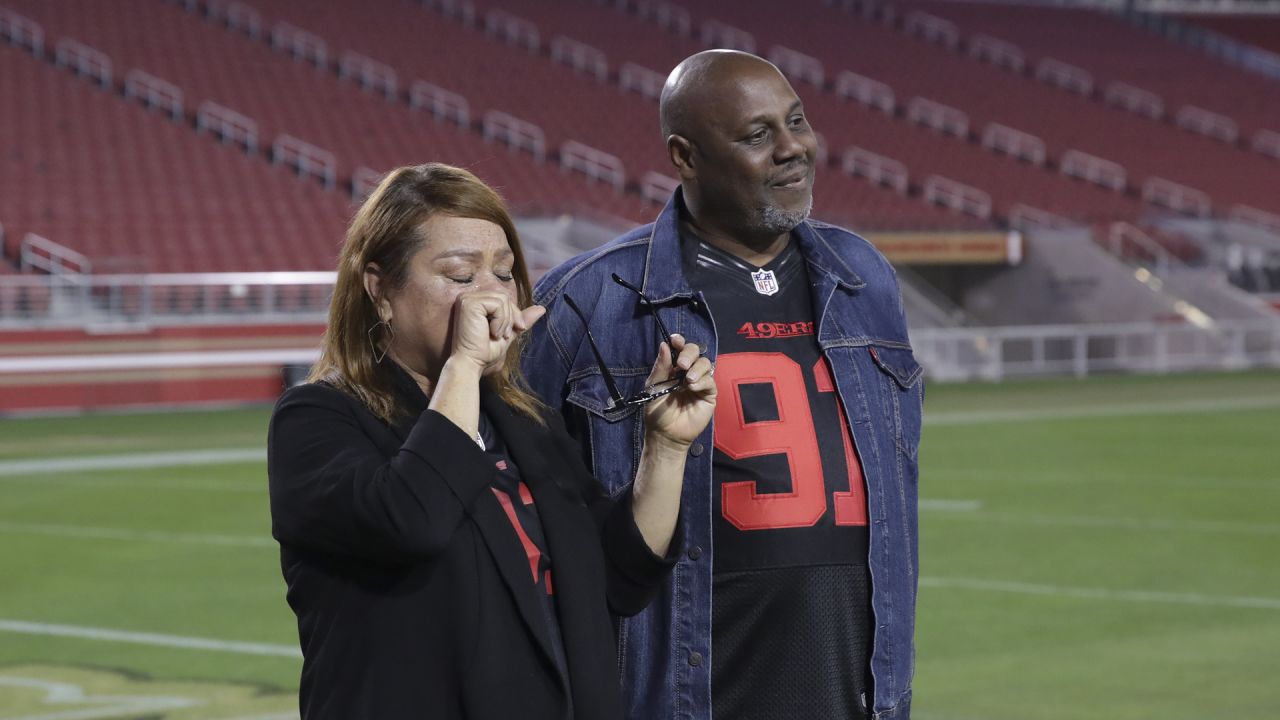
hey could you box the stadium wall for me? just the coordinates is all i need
[0,324,323,414]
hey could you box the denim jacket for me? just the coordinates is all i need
[522,191,922,720]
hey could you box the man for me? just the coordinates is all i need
[522,50,922,720]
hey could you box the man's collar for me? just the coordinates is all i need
[791,219,867,291]
[640,187,866,297]
[638,187,698,304]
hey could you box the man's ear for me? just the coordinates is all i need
[667,134,696,181]
[363,263,389,320]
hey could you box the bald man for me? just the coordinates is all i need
[523,51,922,720]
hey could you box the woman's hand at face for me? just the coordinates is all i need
[449,291,546,375]
[642,334,716,449]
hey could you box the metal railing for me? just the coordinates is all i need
[3,273,1278,382]
[0,272,336,328]
[913,319,1280,381]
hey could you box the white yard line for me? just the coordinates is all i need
[0,676,199,720]
[953,511,1280,536]
[919,499,982,512]
[0,620,301,659]
[920,576,1280,610]
[925,395,1280,426]
[0,449,264,477]
[0,521,275,549]
[0,476,263,493]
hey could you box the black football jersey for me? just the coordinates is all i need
[683,235,874,720]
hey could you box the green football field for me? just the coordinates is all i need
[1,371,1278,719]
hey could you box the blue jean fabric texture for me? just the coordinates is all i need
[521,190,923,720]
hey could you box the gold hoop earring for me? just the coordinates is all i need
[368,319,394,364]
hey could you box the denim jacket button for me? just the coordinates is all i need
[688,651,703,667]
[687,546,702,560]
[689,442,705,457]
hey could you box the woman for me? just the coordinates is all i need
[267,163,715,719]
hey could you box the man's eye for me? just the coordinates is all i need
[496,273,514,282]
[448,276,474,284]
[789,115,807,128]
[747,130,768,145]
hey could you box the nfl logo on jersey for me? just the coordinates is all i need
[751,268,779,296]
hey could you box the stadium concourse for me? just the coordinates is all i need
[2,0,1280,409]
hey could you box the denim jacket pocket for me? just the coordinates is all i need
[868,344,923,390]
[867,343,924,459]
[565,372,647,492]
[565,371,648,424]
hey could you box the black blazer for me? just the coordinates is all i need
[267,368,678,719]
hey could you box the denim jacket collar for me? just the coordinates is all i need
[641,188,867,301]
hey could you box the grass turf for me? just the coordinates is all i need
[1,371,1277,718]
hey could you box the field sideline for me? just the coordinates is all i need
[1,371,1278,719]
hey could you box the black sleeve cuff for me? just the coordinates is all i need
[601,484,685,617]
[400,409,495,510]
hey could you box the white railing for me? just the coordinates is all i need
[124,70,184,120]
[550,36,607,82]
[1103,81,1165,119]
[907,97,969,138]
[338,51,398,99]
[409,80,470,127]
[4,274,1277,380]
[842,147,909,193]
[982,123,1046,166]
[484,9,539,50]
[1036,57,1094,96]
[1175,105,1239,143]
[207,0,262,39]
[196,101,258,153]
[700,19,756,53]
[55,38,112,88]
[0,272,336,328]
[1008,204,1073,232]
[639,172,679,205]
[967,34,1024,72]
[1251,129,1280,160]
[423,0,477,26]
[923,175,992,219]
[1143,177,1211,217]
[835,71,895,113]
[271,135,337,188]
[482,111,546,160]
[270,22,327,68]
[619,63,664,100]
[0,7,43,55]
[913,319,1280,381]
[904,11,959,49]
[559,141,625,191]
[351,166,385,201]
[1107,222,1178,276]
[20,234,92,275]
[767,45,824,87]
[639,1,692,36]
[1059,149,1127,191]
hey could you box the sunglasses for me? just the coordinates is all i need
[563,273,686,410]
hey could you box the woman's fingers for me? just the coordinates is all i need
[645,339,674,386]
[516,304,546,332]
[672,335,701,374]
[452,293,544,372]
[682,355,714,387]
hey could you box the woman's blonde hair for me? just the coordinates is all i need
[309,163,544,424]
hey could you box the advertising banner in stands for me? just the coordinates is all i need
[868,231,1023,265]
